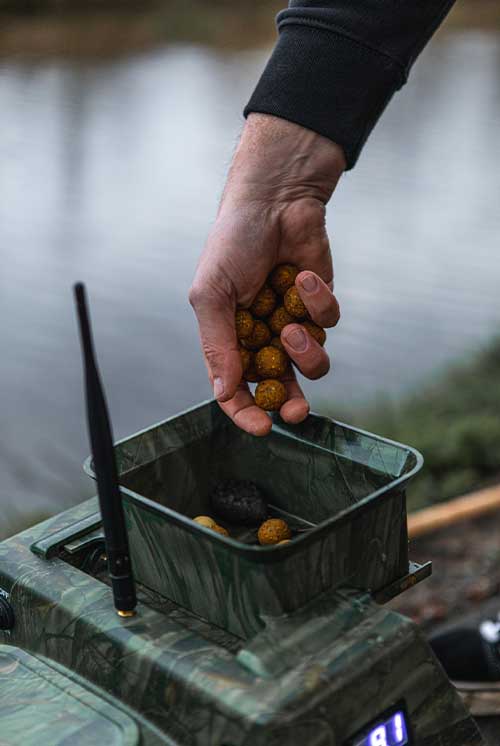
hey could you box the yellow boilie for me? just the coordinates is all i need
[235,309,254,341]
[258,518,292,545]
[254,379,287,412]
[242,319,272,350]
[255,346,289,379]
[269,306,294,336]
[284,286,308,320]
[270,264,299,296]
[250,285,277,319]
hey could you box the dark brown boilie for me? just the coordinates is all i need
[210,480,268,526]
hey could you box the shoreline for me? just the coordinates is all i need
[1,0,499,59]
[327,336,500,513]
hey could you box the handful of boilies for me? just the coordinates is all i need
[236,264,326,411]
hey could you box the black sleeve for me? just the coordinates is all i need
[244,1,456,168]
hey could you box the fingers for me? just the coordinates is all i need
[279,371,310,424]
[218,374,310,435]
[218,383,272,437]
[296,271,340,328]
[279,270,337,381]
[281,323,330,380]
[189,282,242,403]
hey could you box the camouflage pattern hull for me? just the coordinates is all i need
[0,499,484,745]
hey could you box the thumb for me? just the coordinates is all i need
[189,282,241,402]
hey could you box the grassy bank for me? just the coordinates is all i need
[329,338,500,512]
[1,0,499,59]
[0,2,283,58]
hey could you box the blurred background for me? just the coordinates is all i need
[1,0,499,541]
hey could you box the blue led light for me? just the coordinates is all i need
[353,710,409,746]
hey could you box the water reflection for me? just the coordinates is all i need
[0,32,499,535]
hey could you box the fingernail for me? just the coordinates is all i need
[300,274,318,293]
[285,327,308,352]
[213,377,224,399]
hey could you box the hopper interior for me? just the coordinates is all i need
[85,400,423,638]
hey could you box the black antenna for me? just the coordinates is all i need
[74,283,137,617]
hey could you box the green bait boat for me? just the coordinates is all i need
[0,285,487,745]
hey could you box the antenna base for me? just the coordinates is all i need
[117,609,136,618]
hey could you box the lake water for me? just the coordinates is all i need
[0,29,499,537]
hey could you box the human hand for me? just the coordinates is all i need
[189,114,346,436]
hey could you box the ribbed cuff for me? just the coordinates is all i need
[244,23,405,169]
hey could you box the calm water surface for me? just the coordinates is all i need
[0,32,499,535]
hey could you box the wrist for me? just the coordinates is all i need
[223,114,346,209]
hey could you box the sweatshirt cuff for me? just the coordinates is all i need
[244,22,405,169]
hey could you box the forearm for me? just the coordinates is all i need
[245,0,457,168]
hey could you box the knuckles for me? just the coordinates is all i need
[189,274,234,313]
[188,282,203,310]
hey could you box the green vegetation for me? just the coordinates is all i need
[327,338,500,512]
[0,1,283,58]
[2,0,498,59]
